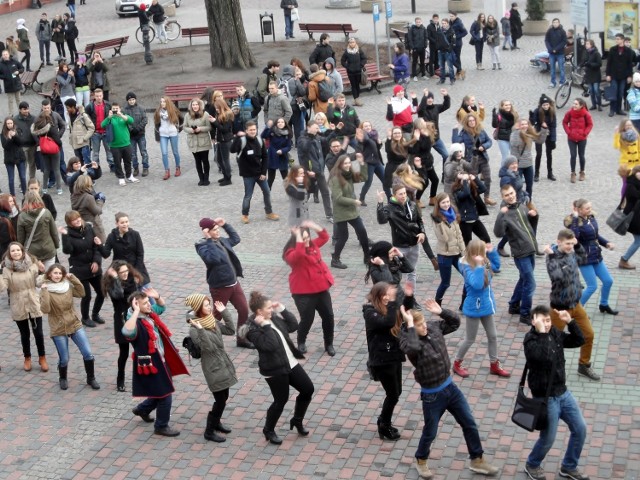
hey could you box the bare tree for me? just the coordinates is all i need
[205,0,256,69]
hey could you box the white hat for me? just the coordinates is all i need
[449,143,465,156]
[16,18,25,26]
[634,72,640,83]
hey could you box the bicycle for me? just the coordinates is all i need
[136,18,181,44]
[555,59,610,109]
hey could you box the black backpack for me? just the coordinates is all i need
[317,78,333,102]
[182,336,201,359]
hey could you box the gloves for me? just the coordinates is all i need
[94,192,106,203]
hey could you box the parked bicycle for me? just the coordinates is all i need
[136,17,181,44]
[555,59,610,109]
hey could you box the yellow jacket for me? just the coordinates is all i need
[614,132,640,170]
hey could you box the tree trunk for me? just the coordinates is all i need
[205,0,256,69]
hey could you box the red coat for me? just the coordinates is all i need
[284,229,334,295]
[562,107,593,142]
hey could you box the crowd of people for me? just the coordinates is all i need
[1,4,638,480]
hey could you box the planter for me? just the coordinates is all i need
[326,0,359,9]
[545,0,561,13]
[447,0,471,14]
[523,19,548,36]
[360,0,379,13]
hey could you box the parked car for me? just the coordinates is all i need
[115,0,181,18]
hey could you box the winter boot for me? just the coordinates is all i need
[116,370,126,392]
[331,254,347,269]
[204,412,225,442]
[453,359,469,378]
[476,63,484,70]
[39,355,49,372]
[59,365,68,390]
[492,63,496,70]
[84,359,101,389]
[289,398,311,436]
[498,63,502,70]
[24,356,32,371]
[489,360,511,377]
[377,417,401,440]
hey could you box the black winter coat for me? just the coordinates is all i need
[509,8,523,40]
[606,46,636,80]
[13,113,37,147]
[363,302,405,367]
[408,24,428,50]
[453,179,487,222]
[624,174,640,235]
[1,133,26,165]
[408,134,435,170]
[0,57,24,93]
[341,48,367,74]
[107,275,139,344]
[417,95,450,141]
[377,197,425,248]
[529,108,557,142]
[492,108,517,142]
[582,47,602,84]
[230,135,268,177]
[309,43,335,66]
[100,228,150,284]
[61,224,102,281]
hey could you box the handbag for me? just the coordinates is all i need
[492,128,499,140]
[606,200,635,236]
[360,67,369,86]
[604,84,617,102]
[290,8,299,22]
[469,37,476,46]
[511,359,555,432]
[39,135,60,155]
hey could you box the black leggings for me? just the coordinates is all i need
[535,138,554,175]
[55,41,66,58]
[416,168,440,200]
[66,39,77,64]
[347,71,362,99]
[117,342,130,379]
[193,150,210,182]
[211,388,230,419]
[267,168,287,189]
[292,290,335,346]
[333,217,369,258]
[371,362,402,424]
[264,364,314,431]
[80,275,105,320]
[16,317,45,358]
[460,220,491,246]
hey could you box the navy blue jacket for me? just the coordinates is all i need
[563,214,609,266]
[545,25,567,54]
[453,178,487,222]
[450,17,467,47]
[195,224,244,289]
[453,128,492,162]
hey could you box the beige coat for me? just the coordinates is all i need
[0,260,42,320]
[183,112,212,153]
[68,107,96,150]
[431,215,466,257]
[40,274,85,337]
[70,191,106,243]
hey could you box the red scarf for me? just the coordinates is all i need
[132,312,173,375]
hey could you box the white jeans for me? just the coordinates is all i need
[154,22,167,43]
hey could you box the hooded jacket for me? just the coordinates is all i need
[449,17,467,47]
[499,161,529,204]
[431,213,465,256]
[493,201,538,258]
[70,191,106,243]
[377,196,425,248]
[230,134,268,177]
[36,19,52,42]
[386,96,418,131]
[545,24,567,54]
[41,275,85,337]
[309,42,335,66]
[0,256,43,320]
[562,106,593,142]
[329,168,368,223]
[563,214,609,266]
[408,23,428,50]
[297,130,324,173]
[67,106,95,149]
[264,91,293,124]
[340,46,367,74]
[307,69,329,113]
[460,260,496,318]
[324,58,343,95]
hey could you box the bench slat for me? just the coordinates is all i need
[84,36,129,58]
[164,81,243,106]
[181,27,209,46]
[298,23,357,41]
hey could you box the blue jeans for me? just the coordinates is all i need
[74,145,91,165]
[438,51,454,81]
[159,135,181,170]
[588,82,601,108]
[610,78,627,114]
[579,260,613,306]
[90,132,114,169]
[137,394,172,430]
[284,14,294,38]
[68,4,76,16]
[416,382,483,460]
[51,328,94,367]
[510,254,536,316]
[38,39,51,63]
[527,390,587,471]
[130,135,149,169]
[622,233,640,262]
[497,139,511,162]
[548,53,566,85]
[360,162,385,201]
[433,138,449,169]
[518,165,534,199]
[436,254,461,301]
[242,176,273,215]
[6,161,27,196]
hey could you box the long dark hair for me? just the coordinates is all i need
[2,117,15,138]
[452,176,480,198]
[330,154,363,186]
[281,226,311,261]
[101,260,144,296]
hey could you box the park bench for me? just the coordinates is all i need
[164,81,244,107]
[298,23,357,41]
[337,63,391,95]
[181,27,209,46]
[84,36,130,58]
[20,62,44,93]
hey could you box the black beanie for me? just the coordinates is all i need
[369,240,393,259]
[126,91,137,101]
[539,94,552,105]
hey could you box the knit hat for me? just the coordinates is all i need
[449,143,464,156]
[502,155,518,168]
[634,72,640,83]
[393,85,404,96]
[185,294,216,330]
[126,91,137,101]
[539,94,552,105]
[231,100,240,110]
[18,101,29,109]
[369,240,393,260]
[139,3,146,10]
[426,90,434,100]
[199,218,216,230]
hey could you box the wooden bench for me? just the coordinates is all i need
[20,62,44,94]
[164,81,244,107]
[181,27,209,46]
[337,63,391,95]
[298,23,357,41]
[84,36,129,58]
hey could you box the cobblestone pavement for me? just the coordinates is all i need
[1,1,639,479]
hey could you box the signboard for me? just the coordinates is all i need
[604,1,638,50]
[385,0,392,19]
[571,0,589,27]
[373,3,380,22]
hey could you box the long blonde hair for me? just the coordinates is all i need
[462,114,483,137]
[394,163,424,190]
[464,239,491,287]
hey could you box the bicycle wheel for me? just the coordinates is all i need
[555,82,572,108]
[600,84,611,107]
[165,21,180,41]
[136,25,156,44]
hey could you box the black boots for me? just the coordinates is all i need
[263,429,283,444]
[116,370,126,392]
[377,418,401,440]
[331,254,347,269]
[204,412,226,442]
[84,359,100,390]
[59,365,68,390]
[289,398,311,436]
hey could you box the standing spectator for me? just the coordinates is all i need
[606,33,635,116]
[30,111,64,195]
[186,294,237,443]
[209,99,235,186]
[309,33,335,66]
[562,98,593,183]
[408,17,428,81]
[307,65,330,114]
[620,165,640,269]
[500,12,512,50]
[2,118,27,196]
[485,16,501,70]
[147,0,167,44]
[492,99,518,162]
[63,14,78,64]
[0,194,19,260]
[262,118,292,190]
[14,102,37,180]
[470,13,486,70]
[494,184,538,325]
[323,58,343,96]
[230,121,280,224]
[123,92,149,177]
[16,19,32,72]
[449,11,467,77]
[582,39,602,111]
[101,103,138,186]
[284,64,308,142]
[56,62,75,125]
[417,88,450,168]
[124,291,189,437]
[87,51,110,100]
[341,37,367,106]
[51,14,66,62]
[283,221,336,355]
[522,305,589,480]
[426,14,440,78]
[509,118,549,199]
[256,60,280,104]
[0,49,24,115]
[281,0,298,40]
[153,96,183,181]
[183,98,213,186]
[195,217,252,348]
[36,13,53,66]
[530,94,557,182]
[399,302,500,479]
[264,81,293,125]
[85,89,114,171]
[233,85,261,131]
[545,19,567,88]
[509,2,523,50]
[73,55,90,106]
[17,191,59,270]
[67,0,76,17]
[388,42,411,88]
[297,121,333,221]
[435,18,456,85]
[64,99,95,166]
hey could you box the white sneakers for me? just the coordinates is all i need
[127,176,140,183]
[119,179,126,186]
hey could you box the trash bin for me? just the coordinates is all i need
[260,13,275,43]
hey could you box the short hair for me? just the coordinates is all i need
[268,81,278,88]
[94,87,104,94]
[392,183,407,194]
[335,93,346,101]
[267,60,280,68]
[320,33,330,43]
[28,178,41,188]
[330,138,342,145]
[531,305,550,318]
[615,33,625,40]
[441,18,449,24]
[552,17,560,22]
[128,291,148,306]
[245,120,257,129]
[557,228,575,241]
[500,184,515,193]
[415,17,422,21]
[306,120,318,129]
[111,102,120,108]
[41,99,51,106]
[449,11,457,16]
[115,211,128,222]
[432,14,439,19]
[64,98,77,108]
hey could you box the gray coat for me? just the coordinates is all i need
[264,92,293,124]
[35,20,52,42]
[189,309,237,393]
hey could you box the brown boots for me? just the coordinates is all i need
[619,257,636,270]
[163,169,171,180]
[24,357,32,371]
[39,355,49,372]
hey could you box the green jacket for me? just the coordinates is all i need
[101,114,133,148]
[329,166,368,223]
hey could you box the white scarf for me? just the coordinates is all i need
[46,279,71,294]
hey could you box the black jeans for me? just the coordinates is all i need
[211,388,230,419]
[474,42,484,64]
[428,44,438,76]
[293,290,335,346]
[267,168,287,189]
[416,168,440,199]
[264,364,314,431]
[371,362,402,424]
[193,150,210,182]
[412,49,426,77]
[347,71,362,99]
[80,274,105,320]
[535,138,554,175]
[217,141,232,180]
[66,39,77,63]
[568,139,587,173]
[333,217,369,258]
[111,145,132,179]
[16,317,45,358]
[117,342,130,380]
[460,220,491,246]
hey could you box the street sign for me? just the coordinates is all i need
[571,0,589,27]
[373,3,380,22]
[385,0,392,19]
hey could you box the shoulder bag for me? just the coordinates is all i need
[39,135,60,155]
[24,209,46,252]
[360,67,369,86]
[606,198,639,236]
[511,358,555,432]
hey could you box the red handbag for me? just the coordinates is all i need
[39,135,60,155]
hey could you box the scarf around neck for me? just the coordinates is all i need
[45,279,71,293]
[3,254,32,272]
[441,206,457,224]
[622,129,638,143]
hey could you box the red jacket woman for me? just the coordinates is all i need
[562,98,593,182]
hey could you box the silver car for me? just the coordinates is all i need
[115,0,181,18]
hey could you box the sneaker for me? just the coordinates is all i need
[265,213,280,221]
[326,216,334,224]
[241,215,249,224]
[56,189,63,195]
[414,458,433,479]
[127,176,140,183]
[525,464,547,480]
[548,83,556,88]
[413,76,418,82]
[469,457,499,476]
[559,467,590,480]
[577,364,601,381]
[119,179,126,186]
[142,168,149,177]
